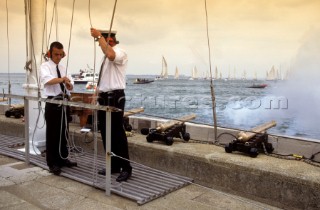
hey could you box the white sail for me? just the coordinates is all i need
[266,65,277,80]
[214,66,218,80]
[162,56,168,79]
[242,70,247,80]
[189,66,198,80]
[253,71,257,80]
[174,66,179,79]
[156,56,168,80]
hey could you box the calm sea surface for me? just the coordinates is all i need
[0,73,318,140]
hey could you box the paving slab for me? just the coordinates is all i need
[0,155,281,210]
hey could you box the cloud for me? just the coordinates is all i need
[1,0,320,77]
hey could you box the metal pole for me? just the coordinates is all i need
[24,97,30,164]
[105,111,111,195]
[204,0,218,140]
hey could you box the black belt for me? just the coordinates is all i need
[47,94,70,100]
[100,89,124,95]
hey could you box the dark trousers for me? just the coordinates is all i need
[45,102,69,167]
[98,90,131,172]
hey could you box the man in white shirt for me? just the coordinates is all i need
[91,28,132,182]
[40,41,77,175]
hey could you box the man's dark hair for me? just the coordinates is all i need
[49,41,64,56]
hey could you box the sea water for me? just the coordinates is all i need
[1,73,319,140]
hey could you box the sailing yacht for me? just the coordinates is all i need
[189,66,198,80]
[214,66,218,80]
[155,56,168,80]
[174,66,179,79]
[266,65,277,81]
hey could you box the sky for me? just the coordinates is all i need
[0,0,319,79]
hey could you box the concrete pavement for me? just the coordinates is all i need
[0,155,282,210]
[1,113,320,209]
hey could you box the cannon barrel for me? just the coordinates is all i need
[124,107,144,117]
[237,121,276,141]
[156,114,196,132]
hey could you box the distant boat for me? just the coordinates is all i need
[155,56,168,80]
[253,71,258,81]
[133,78,154,84]
[85,81,97,91]
[203,71,210,80]
[174,66,179,79]
[72,67,99,84]
[242,70,247,80]
[266,66,278,81]
[247,84,268,88]
[214,66,218,80]
[189,66,198,80]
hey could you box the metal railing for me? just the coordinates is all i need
[0,93,116,195]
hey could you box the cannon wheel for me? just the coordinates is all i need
[265,143,274,153]
[14,112,21,118]
[183,133,190,141]
[249,148,258,158]
[125,124,132,132]
[165,137,173,146]
[225,143,233,153]
[5,111,11,118]
[146,135,153,143]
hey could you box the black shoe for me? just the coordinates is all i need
[64,159,77,168]
[116,170,132,182]
[98,168,121,176]
[49,165,61,175]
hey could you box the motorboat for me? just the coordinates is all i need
[72,68,99,84]
[133,78,154,84]
[247,84,268,88]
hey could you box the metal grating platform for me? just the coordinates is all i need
[0,134,193,205]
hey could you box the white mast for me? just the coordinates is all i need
[23,0,46,92]
[23,0,47,152]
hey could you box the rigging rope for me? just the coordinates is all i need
[87,0,120,187]
[64,0,76,75]
[96,0,118,88]
[88,0,93,28]
[47,0,57,47]
[56,0,77,161]
[88,0,99,186]
[88,0,97,90]
[24,0,30,77]
[38,0,48,95]
[55,0,59,41]
[204,0,218,141]
[5,0,11,106]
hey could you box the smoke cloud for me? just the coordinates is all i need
[276,27,320,138]
[223,27,320,139]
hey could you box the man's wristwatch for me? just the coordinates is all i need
[95,35,102,41]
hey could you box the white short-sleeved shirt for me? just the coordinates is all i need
[98,45,128,92]
[40,59,74,97]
